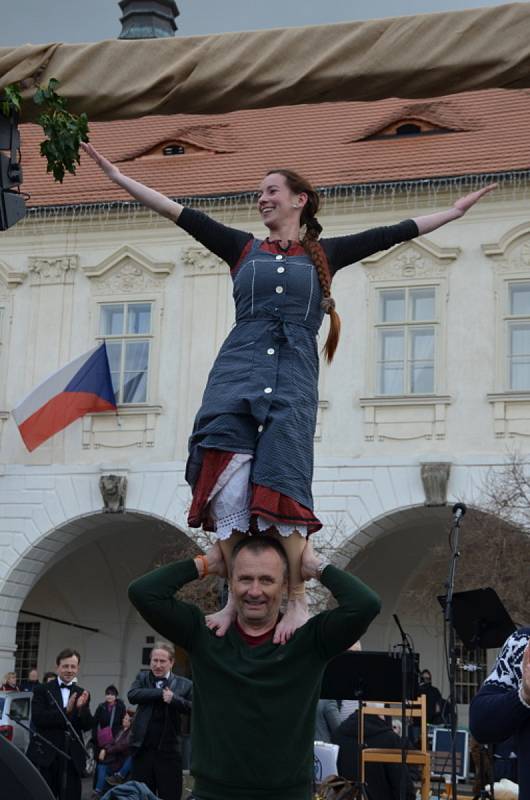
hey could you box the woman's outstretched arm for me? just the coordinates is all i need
[412,183,496,235]
[81,142,184,223]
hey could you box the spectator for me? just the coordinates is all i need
[418,669,444,724]
[92,709,135,798]
[20,667,40,692]
[92,685,126,764]
[1,671,19,691]
[128,642,192,800]
[470,628,530,798]
[43,671,57,683]
[26,647,93,800]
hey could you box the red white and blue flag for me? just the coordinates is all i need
[12,343,117,451]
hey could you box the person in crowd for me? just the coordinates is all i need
[26,648,93,800]
[20,667,40,692]
[82,140,495,645]
[1,670,19,691]
[419,668,445,724]
[128,535,381,800]
[334,708,416,800]
[43,670,57,683]
[470,628,530,799]
[127,642,192,800]
[92,709,135,798]
[92,685,126,766]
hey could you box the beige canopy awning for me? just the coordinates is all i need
[1,2,530,123]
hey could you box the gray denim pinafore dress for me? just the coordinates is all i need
[186,239,326,512]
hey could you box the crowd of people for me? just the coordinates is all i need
[18,644,191,800]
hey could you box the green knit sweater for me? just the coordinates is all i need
[128,559,381,800]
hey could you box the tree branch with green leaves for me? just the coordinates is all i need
[1,79,89,183]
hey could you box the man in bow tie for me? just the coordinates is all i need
[27,647,93,800]
[127,642,192,800]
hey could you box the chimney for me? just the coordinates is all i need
[118,0,179,39]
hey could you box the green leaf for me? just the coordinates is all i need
[33,78,91,183]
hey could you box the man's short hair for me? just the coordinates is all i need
[230,536,289,579]
[151,641,175,661]
[55,648,81,666]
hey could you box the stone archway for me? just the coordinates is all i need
[336,504,529,723]
[0,508,192,680]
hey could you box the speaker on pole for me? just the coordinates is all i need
[0,734,56,800]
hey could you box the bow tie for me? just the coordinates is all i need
[155,679,166,689]
[59,682,73,689]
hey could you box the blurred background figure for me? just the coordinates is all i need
[20,667,40,692]
[1,671,19,691]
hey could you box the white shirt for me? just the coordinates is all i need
[58,678,74,708]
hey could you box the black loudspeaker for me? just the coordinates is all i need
[0,735,56,800]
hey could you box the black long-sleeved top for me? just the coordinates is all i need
[176,207,418,274]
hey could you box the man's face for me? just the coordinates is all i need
[421,672,431,684]
[150,649,173,678]
[28,669,38,682]
[231,547,287,629]
[56,656,79,684]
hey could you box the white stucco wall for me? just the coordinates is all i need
[0,185,529,682]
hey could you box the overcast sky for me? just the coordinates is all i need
[0,0,524,46]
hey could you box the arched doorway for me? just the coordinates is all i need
[7,511,195,697]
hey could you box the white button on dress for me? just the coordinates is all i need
[275,286,284,294]
[264,387,272,394]
[267,348,275,355]
[277,266,285,274]
[275,255,283,261]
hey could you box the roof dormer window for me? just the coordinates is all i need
[395,123,423,136]
[163,144,185,156]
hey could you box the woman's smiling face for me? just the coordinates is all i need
[257,172,306,231]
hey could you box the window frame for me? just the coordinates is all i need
[95,297,159,408]
[372,284,440,397]
[504,280,530,391]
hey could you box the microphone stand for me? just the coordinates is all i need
[443,503,483,800]
[393,614,415,800]
[8,713,72,762]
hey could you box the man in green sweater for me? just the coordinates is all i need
[128,536,380,800]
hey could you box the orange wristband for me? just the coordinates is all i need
[195,554,209,579]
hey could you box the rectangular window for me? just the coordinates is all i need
[376,287,436,395]
[99,302,152,404]
[15,621,40,683]
[507,282,530,390]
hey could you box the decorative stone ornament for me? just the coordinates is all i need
[99,474,128,513]
[420,462,451,506]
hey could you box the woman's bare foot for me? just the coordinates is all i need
[206,593,236,637]
[273,592,309,645]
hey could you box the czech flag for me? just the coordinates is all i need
[12,343,117,451]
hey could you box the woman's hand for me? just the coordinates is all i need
[453,183,497,217]
[81,142,120,181]
[98,748,106,761]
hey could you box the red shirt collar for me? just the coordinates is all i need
[234,617,278,646]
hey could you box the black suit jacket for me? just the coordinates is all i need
[127,670,192,753]
[27,680,93,775]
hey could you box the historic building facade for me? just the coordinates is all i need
[0,91,529,714]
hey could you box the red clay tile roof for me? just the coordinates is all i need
[18,88,530,208]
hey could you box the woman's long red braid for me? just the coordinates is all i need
[267,169,341,363]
